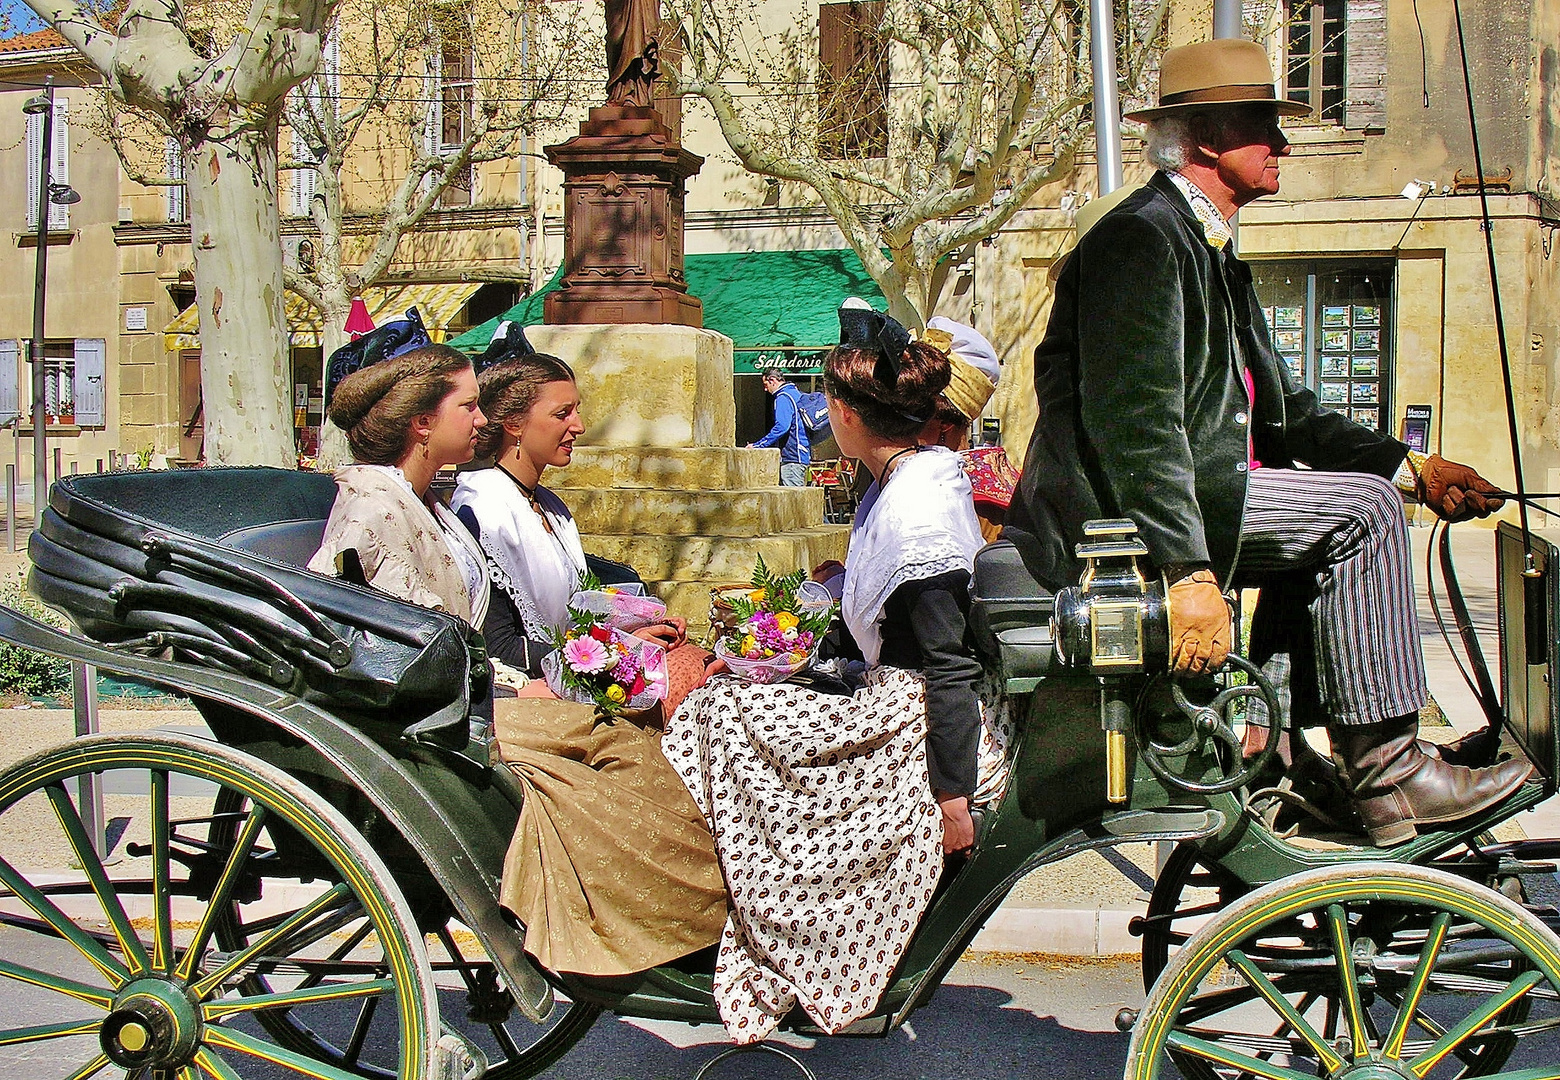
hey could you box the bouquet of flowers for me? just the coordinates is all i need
[568,573,668,633]
[542,592,668,714]
[713,556,837,683]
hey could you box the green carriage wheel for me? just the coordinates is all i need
[1126,862,1560,1080]
[423,924,602,1079]
[1138,841,1250,993]
[206,786,601,1079]
[0,732,438,1080]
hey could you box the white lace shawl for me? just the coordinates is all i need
[842,446,986,666]
[451,468,587,641]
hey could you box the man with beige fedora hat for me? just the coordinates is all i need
[1005,38,1530,846]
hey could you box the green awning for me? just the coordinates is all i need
[447,249,888,372]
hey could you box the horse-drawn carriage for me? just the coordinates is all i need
[1,466,1557,1079]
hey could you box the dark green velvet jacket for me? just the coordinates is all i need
[1005,172,1409,592]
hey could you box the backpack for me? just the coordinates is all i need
[795,390,832,441]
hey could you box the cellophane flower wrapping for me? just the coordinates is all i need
[715,557,837,684]
[543,623,668,713]
[569,585,667,632]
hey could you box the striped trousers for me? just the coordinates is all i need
[1232,468,1426,729]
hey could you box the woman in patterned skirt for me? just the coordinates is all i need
[664,301,1011,1043]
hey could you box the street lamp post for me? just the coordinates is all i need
[22,77,80,532]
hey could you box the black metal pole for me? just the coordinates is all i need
[28,78,54,533]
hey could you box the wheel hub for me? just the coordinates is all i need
[101,979,201,1070]
[1331,1063,1415,1080]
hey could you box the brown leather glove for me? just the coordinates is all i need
[1417,454,1505,522]
[1167,570,1231,676]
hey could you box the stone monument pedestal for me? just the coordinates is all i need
[525,324,849,625]
[544,106,703,327]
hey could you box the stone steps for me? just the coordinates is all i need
[553,485,829,537]
[564,446,779,490]
[582,526,850,584]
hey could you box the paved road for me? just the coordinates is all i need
[0,926,1143,1080]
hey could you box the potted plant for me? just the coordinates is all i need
[55,391,73,426]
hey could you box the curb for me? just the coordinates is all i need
[970,906,1144,957]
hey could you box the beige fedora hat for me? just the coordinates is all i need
[1126,38,1310,122]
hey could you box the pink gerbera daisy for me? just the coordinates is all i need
[563,635,612,674]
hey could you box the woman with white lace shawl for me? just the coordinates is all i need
[449,350,728,978]
[663,305,1011,1043]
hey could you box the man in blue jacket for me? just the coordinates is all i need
[749,368,810,486]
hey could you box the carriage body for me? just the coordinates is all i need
[2,466,1557,1079]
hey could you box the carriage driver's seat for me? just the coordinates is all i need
[968,541,1054,684]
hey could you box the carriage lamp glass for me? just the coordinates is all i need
[1090,599,1143,667]
[1050,519,1172,804]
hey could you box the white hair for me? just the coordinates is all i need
[1144,115,1198,171]
[1143,106,1274,172]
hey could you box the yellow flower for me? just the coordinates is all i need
[604,683,628,704]
[604,587,619,595]
[776,612,799,633]
[748,588,767,603]
[741,634,758,656]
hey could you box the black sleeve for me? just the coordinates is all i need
[479,585,554,677]
[879,569,982,797]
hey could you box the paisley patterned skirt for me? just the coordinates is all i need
[664,667,947,1043]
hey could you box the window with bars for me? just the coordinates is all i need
[817,1,888,159]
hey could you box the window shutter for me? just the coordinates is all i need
[166,138,187,222]
[324,27,341,99]
[72,339,106,428]
[25,112,41,229]
[817,2,887,158]
[1344,0,1387,130]
[426,45,443,158]
[49,99,69,230]
[291,126,317,215]
[0,341,18,426]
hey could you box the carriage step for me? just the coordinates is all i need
[1097,807,1225,842]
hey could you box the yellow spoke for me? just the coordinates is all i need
[43,783,150,975]
[204,1025,380,1080]
[192,883,353,998]
[1384,911,1451,1059]
[1165,1030,1318,1080]
[1226,948,1345,1072]
[202,977,394,1020]
[0,855,127,987]
[1410,969,1543,1077]
[0,956,113,1008]
[1325,903,1369,1057]
[175,803,269,983]
[150,769,174,972]
[0,1017,102,1046]
[192,1047,243,1080]
[62,1052,112,1080]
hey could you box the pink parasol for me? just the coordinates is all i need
[344,297,375,340]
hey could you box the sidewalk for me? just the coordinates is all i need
[0,521,1554,956]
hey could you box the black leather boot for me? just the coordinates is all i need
[1333,716,1535,846]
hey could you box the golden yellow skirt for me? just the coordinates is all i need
[493,697,728,976]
